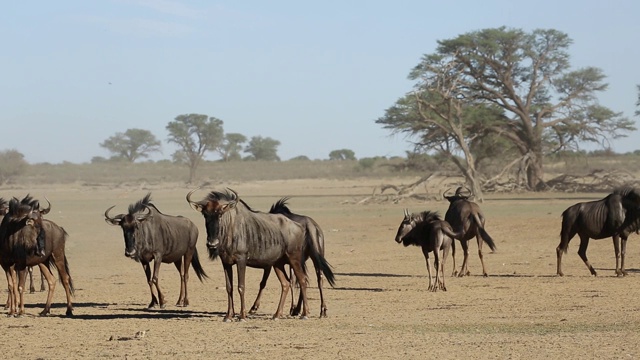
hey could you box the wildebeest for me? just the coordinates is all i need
[443,187,497,277]
[262,197,335,317]
[104,193,207,308]
[186,188,335,321]
[0,195,74,316]
[556,186,640,277]
[394,209,455,291]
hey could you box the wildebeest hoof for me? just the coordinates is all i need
[223,317,234,323]
[299,315,308,320]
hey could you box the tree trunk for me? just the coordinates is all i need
[188,164,197,184]
[526,151,545,191]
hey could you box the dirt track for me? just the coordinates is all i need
[2,179,640,359]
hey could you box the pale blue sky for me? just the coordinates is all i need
[2,1,639,163]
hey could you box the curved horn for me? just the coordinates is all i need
[463,186,472,197]
[227,188,239,198]
[104,205,122,225]
[39,196,52,215]
[443,188,452,198]
[404,208,410,218]
[136,206,153,222]
[186,188,203,212]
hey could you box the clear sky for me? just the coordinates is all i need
[2,1,639,163]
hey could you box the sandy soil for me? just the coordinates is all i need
[2,179,640,359]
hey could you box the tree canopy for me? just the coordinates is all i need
[218,133,247,162]
[378,27,635,191]
[329,149,356,161]
[100,128,161,162]
[0,149,28,184]
[244,136,281,161]
[166,114,224,183]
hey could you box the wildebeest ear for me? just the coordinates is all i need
[222,201,236,212]
[189,202,203,212]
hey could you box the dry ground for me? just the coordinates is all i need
[2,178,640,359]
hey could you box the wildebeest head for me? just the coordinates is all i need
[104,194,153,259]
[443,186,472,203]
[614,186,640,211]
[0,195,47,255]
[394,209,442,246]
[0,198,8,216]
[186,188,238,256]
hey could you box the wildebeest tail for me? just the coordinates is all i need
[308,242,336,287]
[472,213,497,252]
[191,248,208,281]
[47,255,75,295]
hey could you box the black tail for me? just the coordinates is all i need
[308,240,335,287]
[473,213,497,252]
[47,255,74,295]
[191,248,208,281]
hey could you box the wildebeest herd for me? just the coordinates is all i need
[1,185,639,320]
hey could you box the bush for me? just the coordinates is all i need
[0,149,28,184]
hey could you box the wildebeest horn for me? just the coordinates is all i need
[404,208,410,218]
[443,188,452,198]
[39,196,52,215]
[136,206,152,221]
[104,205,122,225]
[186,188,202,212]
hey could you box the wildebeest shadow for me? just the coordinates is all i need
[70,307,224,320]
[334,272,414,278]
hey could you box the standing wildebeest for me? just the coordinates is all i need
[443,187,497,277]
[247,197,334,318]
[186,188,335,321]
[556,186,640,277]
[0,195,74,316]
[104,193,207,309]
[394,209,455,291]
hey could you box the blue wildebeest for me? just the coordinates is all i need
[246,197,334,318]
[0,195,74,316]
[104,193,207,309]
[394,209,455,291]
[443,187,497,277]
[556,186,640,277]
[187,188,335,321]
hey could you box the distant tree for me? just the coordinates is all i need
[244,136,281,161]
[100,128,161,162]
[289,155,310,161]
[166,114,224,183]
[91,156,108,163]
[218,133,247,161]
[0,149,28,184]
[329,149,356,160]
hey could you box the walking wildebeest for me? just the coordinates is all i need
[104,193,207,309]
[186,188,335,321]
[0,195,74,316]
[443,187,497,277]
[395,209,455,291]
[556,186,640,277]
[247,197,334,318]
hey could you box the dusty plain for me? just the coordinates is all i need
[1,178,640,359]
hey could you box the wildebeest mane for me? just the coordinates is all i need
[269,197,293,215]
[127,192,164,214]
[206,190,258,213]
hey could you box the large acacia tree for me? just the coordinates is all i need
[382,27,634,191]
[166,114,224,183]
[100,128,161,162]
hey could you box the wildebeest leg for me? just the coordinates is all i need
[577,234,597,276]
[612,235,625,277]
[181,250,193,306]
[289,259,310,319]
[421,246,434,291]
[50,253,74,316]
[16,268,29,316]
[440,240,450,291]
[150,259,166,309]
[173,258,187,306]
[271,264,291,320]
[142,263,159,308]
[28,267,35,294]
[40,269,46,292]
[556,228,576,277]
[4,266,16,315]
[250,267,272,314]
[458,240,471,277]
[476,233,488,277]
[38,263,56,316]
[451,239,457,277]
[222,263,235,322]
[235,259,249,321]
[620,236,628,276]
